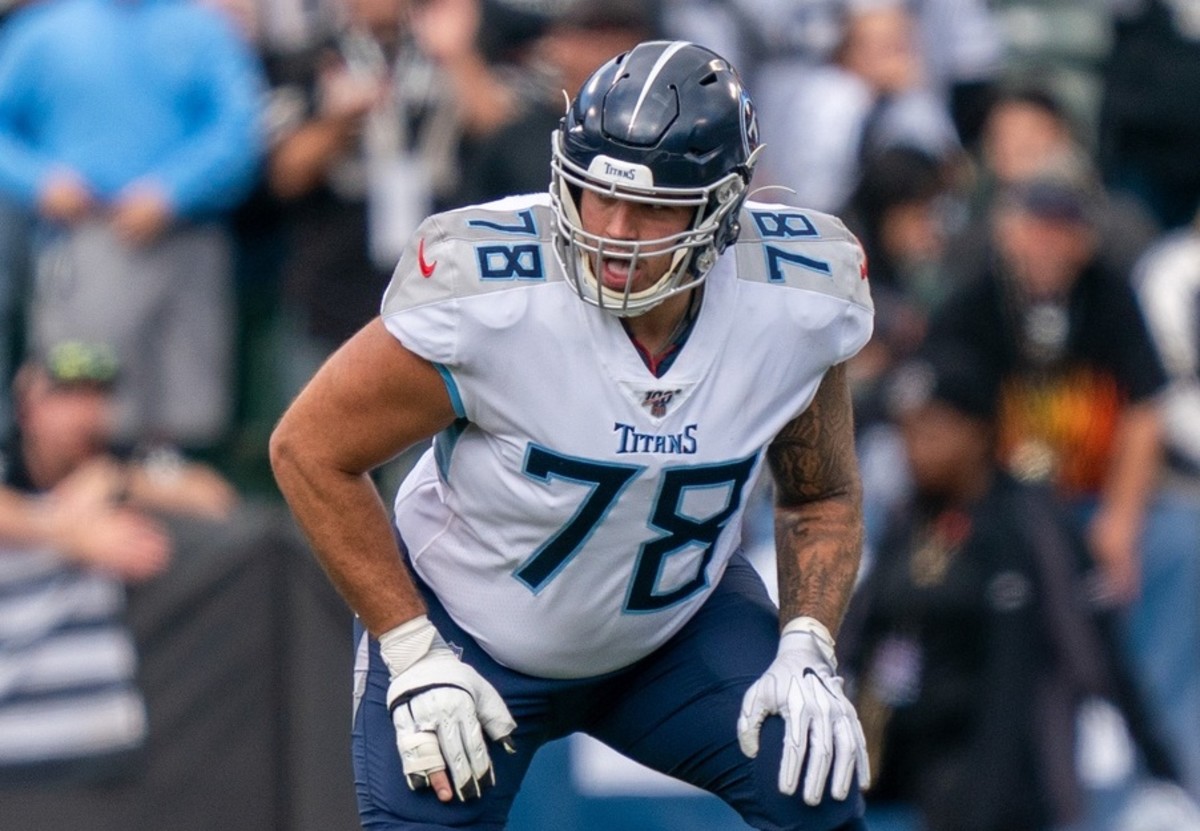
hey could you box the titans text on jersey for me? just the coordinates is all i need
[613,422,698,454]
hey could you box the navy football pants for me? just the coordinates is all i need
[351,553,867,830]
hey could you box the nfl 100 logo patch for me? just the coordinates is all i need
[642,389,681,418]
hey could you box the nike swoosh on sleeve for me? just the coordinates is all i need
[418,238,437,278]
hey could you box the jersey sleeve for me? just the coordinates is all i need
[380,213,466,367]
[734,202,875,364]
[380,194,557,372]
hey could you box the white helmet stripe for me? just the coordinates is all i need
[627,41,692,134]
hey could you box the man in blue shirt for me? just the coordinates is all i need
[0,0,266,453]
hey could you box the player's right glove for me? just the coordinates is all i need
[379,615,517,801]
[737,615,870,805]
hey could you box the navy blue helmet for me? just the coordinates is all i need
[551,40,762,316]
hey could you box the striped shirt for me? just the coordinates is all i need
[0,449,146,780]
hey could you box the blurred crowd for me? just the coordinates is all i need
[1,0,1199,829]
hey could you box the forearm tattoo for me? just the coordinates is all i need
[767,363,864,630]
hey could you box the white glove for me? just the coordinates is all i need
[380,616,517,801]
[737,616,870,805]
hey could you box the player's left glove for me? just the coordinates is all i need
[737,616,870,805]
[380,615,517,801]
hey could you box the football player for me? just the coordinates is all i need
[272,40,873,830]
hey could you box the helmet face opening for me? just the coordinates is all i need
[549,40,761,317]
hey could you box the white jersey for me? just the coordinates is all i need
[381,193,873,678]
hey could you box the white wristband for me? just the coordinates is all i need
[378,615,436,679]
[780,615,838,666]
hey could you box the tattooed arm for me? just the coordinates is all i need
[738,362,871,800]
[766,362,863,632]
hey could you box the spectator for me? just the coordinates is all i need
[0,341,236,785]
[417,0,542,142]
[0,0,265,456]
[1099,0,1200,230]
[928,165,1165,604]
[449,0,659,208]
[910,0,1005,147]
[840,146,959,546]
[841,343,1179,831]
[0,341,364,831]
[676,0,1004,141]
[924,167,1200,820]
[840,145,950,357]
[978,87,1078,187]
[755,0,960,212]
[265,0,530,388]
[949,86,1159,282]
[986,0,1115,138]
[1131,212,1200,800]
[1136,212,1200,501]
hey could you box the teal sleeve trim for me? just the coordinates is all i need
[433,363,466,419]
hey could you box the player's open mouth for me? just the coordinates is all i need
[600,257,636,290]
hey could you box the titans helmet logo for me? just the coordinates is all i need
[739,92,760,159]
